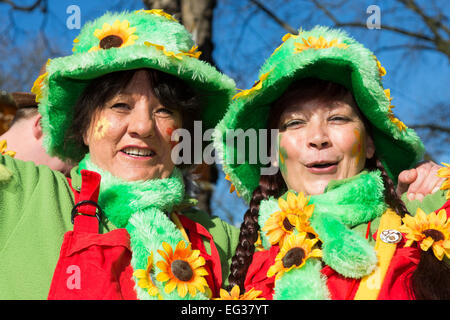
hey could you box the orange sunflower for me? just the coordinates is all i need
[293,36,348,54]
[90,19,138,52]
[262,191,316,247]
[31,71,48,103]
[0,140,16,158]
[215,285,265,300]
[133,252,162,299]
[144,41,184,60]
[232,71,270,100]
[225,174,240,197]
[155,241,209,298]
[399,208,450,261]
[384,89,407,131]
[437,162,450,199]
[270,32,298,56]
[267,232,322,280]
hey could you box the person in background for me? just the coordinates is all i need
[0,91,73,175]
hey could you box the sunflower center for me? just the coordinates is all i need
[100,35,124,49]
[282,247,305,269]
[423,229,445,242]
[282,217,295,231]
[171,259,193,281]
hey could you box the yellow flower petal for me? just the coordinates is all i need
[156,271,170,282]
[432,243,444,261]
[164,279,177,294]
[177,282,188,298]
[420,237,434,251]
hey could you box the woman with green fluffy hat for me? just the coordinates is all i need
[0,9,239,300]
[215,26,450,299]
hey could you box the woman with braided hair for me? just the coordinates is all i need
[214,27,449,299]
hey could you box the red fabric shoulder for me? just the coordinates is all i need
[244,245,279,300]
[177,214,223,298]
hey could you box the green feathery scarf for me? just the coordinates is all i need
[258,170,387,300]
[79,154,209,300]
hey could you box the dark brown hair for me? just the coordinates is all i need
[66,68,201,163]
[228,78,449,299]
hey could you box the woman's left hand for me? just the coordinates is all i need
[396,161,446,201]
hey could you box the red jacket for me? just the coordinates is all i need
[48,170,223,300]
[245,199,450,300]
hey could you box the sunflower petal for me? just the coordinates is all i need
[164,279,177,294]
[420,237,434,251]
[156,271,170,282]
[178,282,188,298]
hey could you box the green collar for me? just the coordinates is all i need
[258,170,387,299]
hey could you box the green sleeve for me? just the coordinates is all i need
[216,218,240,287]
[0,154,75,299]
[401,189,447,216]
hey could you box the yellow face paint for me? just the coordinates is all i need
[351,128,364,166]
[93,117,111,140]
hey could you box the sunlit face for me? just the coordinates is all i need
[276,93,375,195]
[83,70,182,181]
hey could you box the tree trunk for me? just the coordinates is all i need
[142,0,219,214]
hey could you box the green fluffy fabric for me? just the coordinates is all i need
[258,170,386,299]
[213,26,425,203]
[79,155,208,300]
[273,259,330,300]
[39,10,235,162]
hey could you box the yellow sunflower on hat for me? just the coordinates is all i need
[293,35,348,54]
[89,19,138,52]
[399,208,450,261]
[156,240,209,298]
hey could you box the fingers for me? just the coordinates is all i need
[396,168,417,197]
[403,161,445,201]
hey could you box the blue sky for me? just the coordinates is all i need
[1,0,448,224]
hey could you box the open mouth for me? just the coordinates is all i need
[121,146,156,158]
[305,161,338,173]
[306,161,338,168]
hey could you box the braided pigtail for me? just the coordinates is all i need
[366,155,409,218]
[227,172,285,292]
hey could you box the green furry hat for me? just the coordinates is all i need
[214,26,425,203]
[33,9,235,161]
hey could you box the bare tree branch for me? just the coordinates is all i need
[373,43,437,54]
[409,124,450,134]
[310,0,435,41]
[249,0,298,34]
[0,0,43,11]
[309,0,450,60]
[398,0,450,37]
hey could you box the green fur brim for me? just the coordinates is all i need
[214,26,425,203]
[38,10,236,161]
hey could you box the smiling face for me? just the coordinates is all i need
[83,70,182,181]
[275,91,375,195]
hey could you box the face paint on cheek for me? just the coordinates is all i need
[278,133,288,175]
[166,126,179,149]
[93,117,111,140]
[351,128,364,166]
